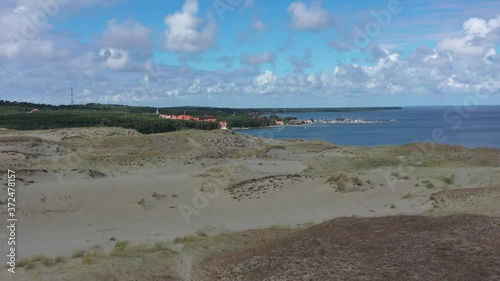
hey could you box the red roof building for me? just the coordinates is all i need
[219,121,228,130]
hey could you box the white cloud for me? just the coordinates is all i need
[439,76,470,91]
[287,1,333,31]
[483,48,496,63]
[1,7,499,107]
[163,0,216,53]
[99,48,129,70]
[240,52,276,66]
[463,17,499,38]
[437,37,488,57]
[437,16,500,57]
[256,70,277,86]
[13,5,26,13]
[0,0,127,59]
[0,3,54,58]
[102,19,151,50]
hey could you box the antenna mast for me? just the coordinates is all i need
[71,87,74,105]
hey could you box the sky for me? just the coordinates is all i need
[0,0,499,108]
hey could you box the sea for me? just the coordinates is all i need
[237,106,500,149]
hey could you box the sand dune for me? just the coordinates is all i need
[1,127,499,280]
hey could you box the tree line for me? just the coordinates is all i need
[0,110,219,134]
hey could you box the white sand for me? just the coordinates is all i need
[1,127,499,272]
[2,161,433,263]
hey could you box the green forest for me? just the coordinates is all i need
[0,100,269,134]
[0,100,401,134]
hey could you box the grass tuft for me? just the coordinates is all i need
[423,180,436,189]
[115,240,130,249]
[81,253,93,265]
[151,241,170,252]
[108,240,173,257]
[152,192,166,199]
[402,193,414,199]
[196,229,209,237]
[55,256,66,263]
[173,234,205,244]
[442,175,455,184]
[17,258,31,268]
[39,255,55,267]
[25,260,36,270]
[137,198,146,206]
[326,171,365,192]
[72,250,86,258]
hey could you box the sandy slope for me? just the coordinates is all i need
[1,127,499,280]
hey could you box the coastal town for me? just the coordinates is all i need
[159,113,228,130]
[157,111,397,129]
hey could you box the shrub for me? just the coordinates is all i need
[173,234,204,244]
[151,241,169,252]
[152,192,166,199]
[269,224,286,230]
[326,171,364,192]
[81,253,93,265]
[402,193,413,199]
[326,171,350,184]
[72,250,86,258]
[108,240,131,257]
[17,258,31,268]
[442,175,455,184]
[39,256,55,267]
[336,179,347,192]
[25,260,36,270]
[137,198,146,206]
[425,181,436,189]
[115,240,130,249]
[196,230,208,237]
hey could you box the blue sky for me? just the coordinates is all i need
[0,0,499,107]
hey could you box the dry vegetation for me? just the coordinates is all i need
[196,215,500,281]
[2,128,500,281]
[326,171,364,192]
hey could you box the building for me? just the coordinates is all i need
[219,121,228,130]
[274,120,285,126]
[159,114,199,121]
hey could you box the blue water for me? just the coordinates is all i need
[238,106,500,148]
